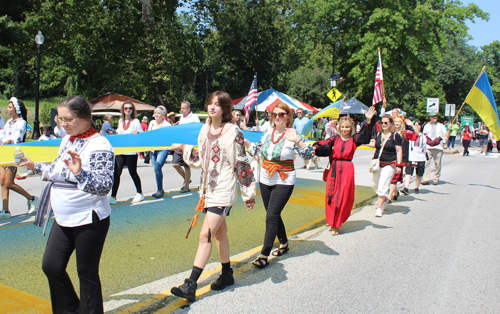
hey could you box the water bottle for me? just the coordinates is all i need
[14,147,30,177]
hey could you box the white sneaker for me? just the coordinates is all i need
[375,207,383,217]
[132,193,145,203]
[381,197,389,210]
[27,196,39,214]
[108,196,117,205]
[0,210,12,219]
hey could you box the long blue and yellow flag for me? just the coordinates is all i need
[0,123,263,166]
[301,99,343,137]
[465,70,500,139]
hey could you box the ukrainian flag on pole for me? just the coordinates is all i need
[301,99,343,137]
[465,71,500,139]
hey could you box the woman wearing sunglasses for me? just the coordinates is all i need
[368,114,403,217]
[245,103,315,268]
[232,110,249,130]
[108,101,144,204]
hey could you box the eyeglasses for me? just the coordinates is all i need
[271,112,287,119]
[382,121,390,125]
[57,117,76,123]
[124,107,133,111]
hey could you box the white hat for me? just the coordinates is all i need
[142,116,148,121]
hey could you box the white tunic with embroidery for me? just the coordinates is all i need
[0,118,27,144]
[247,128,315,186]
[182,124,256,208]
[34,135,115,227]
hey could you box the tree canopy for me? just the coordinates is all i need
[0,0,496,120]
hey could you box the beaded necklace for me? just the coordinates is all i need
[271,127,286,144]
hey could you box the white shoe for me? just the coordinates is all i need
[108,196,117,205]
[28,196,39,214]
[375,207,383,217]
[132,193,145,203]
[314,156,319,169]
[0,210,12,219]
[381,197,389,210]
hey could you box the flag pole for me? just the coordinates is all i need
[378,47,387,108]
[450,65,487,125]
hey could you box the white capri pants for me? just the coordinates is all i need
[372,165,396,197]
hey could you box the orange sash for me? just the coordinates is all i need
[262,159,295,180]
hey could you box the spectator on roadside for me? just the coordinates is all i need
[293,108,310,169]
[101,114,117,135]
[167,112,178,125]
[140,116,148,131]
[148,106,171,198]
[53,115,67,138]
[172,101,200,193]
[422,112,448,185]
[447,121,460,150]
[256,112,272,133]
[38,126,56,141]
[232,110,249,130]
[108,101,144,204]
[0,97,38,219]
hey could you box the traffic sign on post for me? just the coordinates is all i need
[445,104,455,116]
[426,98,439,113]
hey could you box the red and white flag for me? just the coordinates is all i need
[372,50,384,105]
[243,73,257,124]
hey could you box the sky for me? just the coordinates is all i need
[463,0,499,48]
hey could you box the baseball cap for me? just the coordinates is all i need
[142,116,148,121]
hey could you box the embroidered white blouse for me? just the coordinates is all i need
[148,119,171,130]
[182,123,256,208]
[34,135,115,227]
[247,128,315,186]
[0,118,27,144]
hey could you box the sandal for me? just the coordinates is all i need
[252,256,268,268]
[272,244,289,257]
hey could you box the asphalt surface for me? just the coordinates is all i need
[2,140,500,313]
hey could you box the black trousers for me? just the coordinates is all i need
[111,154,142,197]
[43,212,110,314]
[463,140,471,155]
[260,183,294,256]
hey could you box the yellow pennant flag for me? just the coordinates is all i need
[327,88,342,102]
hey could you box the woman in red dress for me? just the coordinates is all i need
[313,107,375,235]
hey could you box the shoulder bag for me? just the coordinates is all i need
[369,133,391,173]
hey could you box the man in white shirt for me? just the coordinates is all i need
[293,108,310,168]
[38,126,57,141]
[256,112,272,133]
[173,101,200,192]
[422,112,448,185]
[53,115,67,138]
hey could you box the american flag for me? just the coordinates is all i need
[372,50,384,105]
[243,73,257,124]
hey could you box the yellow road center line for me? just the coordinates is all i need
[0,284,51,313]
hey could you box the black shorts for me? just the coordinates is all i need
[203,206,232,216]
[172,151,189,168]
[405,162,425,177]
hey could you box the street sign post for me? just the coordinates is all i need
[427,98,439,113]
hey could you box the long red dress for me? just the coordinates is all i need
[314,124,372,228]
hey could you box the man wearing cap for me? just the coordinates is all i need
[422,112,448,185]
[141,116,149,131]
[173,101,200,192]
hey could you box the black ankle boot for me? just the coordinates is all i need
[210,268,234,290]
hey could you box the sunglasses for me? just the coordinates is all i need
[271,112,287,119]
[57,117,75,123]
[124,107,133,111]
[382,121,390,125]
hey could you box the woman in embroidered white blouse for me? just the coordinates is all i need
[169,91,256,302]
[21,95,114,313]
[0,97,38,219]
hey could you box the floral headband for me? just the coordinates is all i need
[340,116,354,124]
[10,97,22,115]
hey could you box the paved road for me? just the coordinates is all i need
[2,140,500,313]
